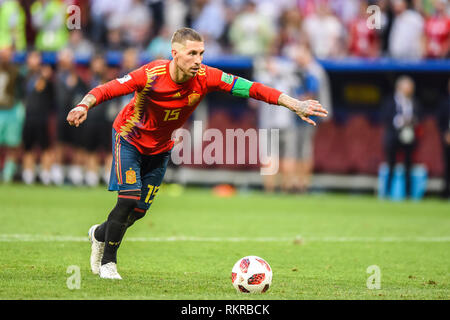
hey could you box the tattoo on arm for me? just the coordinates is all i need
[79,93,97,110]
[277,93,306,113]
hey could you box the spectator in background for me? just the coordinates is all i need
[192,0,226,42]
[253,56,300,193]
[255,0,296,23]
[89,0,132,47]
[348,0,381,58]
[382,76,421,198]
[21,51,54,185]
[147,26,172,59]
[66,30,95,59]
[53,48,87,186]
[376,0,393,56]
[31,0,69,51]
[302,1,345,58]
[79,55,112,186]
[0,46,25,182]
[329,0,360,26]
[224,0,247,11]
[163,0,188,35]
[229,0,276,57]
[106,28,128,52]
[388,0,425,59]
[120,48,141,77]
[89,0,112,45]
[290,44,332,192]
[412,0,437,17]
[191,0,227,58]
[437,78,450,199]
[424,0,450,58]
[0,0,27,51]
[122,0,152,49]
[275,9,304,57]
[297,0,320,17]
[146,0,165,36]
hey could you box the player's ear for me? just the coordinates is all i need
[171,49,176,59]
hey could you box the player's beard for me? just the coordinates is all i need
[172,57,199,82]
[177,62,196,79]
[185,67,199,79]
[187,64,199,77]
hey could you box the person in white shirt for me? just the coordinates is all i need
[388,0,425,59]
[302,2,345,59]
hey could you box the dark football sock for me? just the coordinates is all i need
[94,221,107,242]
[101,191,140,265]
[95,207,146,242]
[95,190,142,242]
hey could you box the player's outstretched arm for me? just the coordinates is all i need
[277,93,328,126]
[67,64,148,127]
[206,67,328,126]
[66,93,97,127]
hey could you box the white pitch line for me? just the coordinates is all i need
[0,234,449,243]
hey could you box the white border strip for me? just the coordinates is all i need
[0,234,449,243]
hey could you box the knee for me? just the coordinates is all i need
[117,197,139,212]
[108,190,141,223]
[132,207,146,219]
[126,207,147,227]
[117,190,141,211]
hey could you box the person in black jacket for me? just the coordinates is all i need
[21,51,55,185]
[437,79,450,199]
[53,48,88,186]
[382,75,421,198]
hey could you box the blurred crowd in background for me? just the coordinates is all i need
[1,0,449,59]
[0,0,449,199]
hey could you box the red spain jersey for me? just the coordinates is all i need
[348,17,378,57]
[89,59,282,155]
[425,16,450,58]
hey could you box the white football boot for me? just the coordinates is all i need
[88,224,105,275]
[99,262,122,280]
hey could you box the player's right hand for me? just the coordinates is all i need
[67,105,88,127]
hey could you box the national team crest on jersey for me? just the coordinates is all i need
[188,92,201,106]
[125,168,137,184]
[221,72,234,84]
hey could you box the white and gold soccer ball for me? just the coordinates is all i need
[231,256,272,293]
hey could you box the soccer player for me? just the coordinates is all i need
[67,28,328,279]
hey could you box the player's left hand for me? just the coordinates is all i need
[291,99,328,126]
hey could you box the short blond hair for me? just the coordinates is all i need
[171,27,203,45]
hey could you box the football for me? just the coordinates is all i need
[231,256,273,293]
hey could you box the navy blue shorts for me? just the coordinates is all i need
[108,128,171,211]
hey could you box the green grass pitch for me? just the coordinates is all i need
[0,184,448,300]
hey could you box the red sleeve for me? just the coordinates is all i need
[206,65,282,105]
[88,65,148,106]
[205,66,235,93]
[249,82,282,105]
